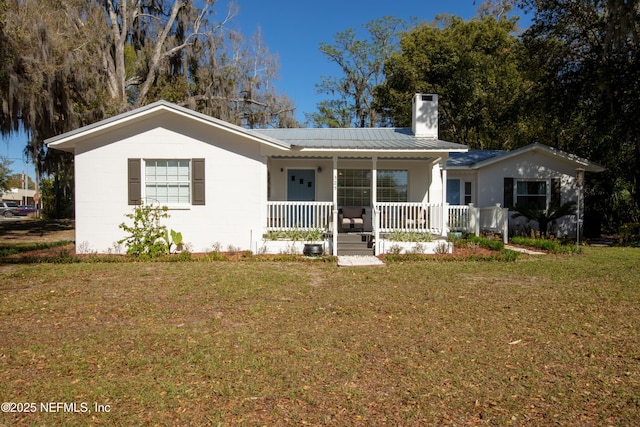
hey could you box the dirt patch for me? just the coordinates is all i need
[0,219,75,243]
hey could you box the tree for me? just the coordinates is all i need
[1,0,297,216]
[0,157,12,190]
[4,173,36,191]
[375,15,529,149]
[519,0,640,231]
[308,16,406,128]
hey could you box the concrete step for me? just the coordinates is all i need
[337,233,369,243]
[338,248,375,256]
[337,232,374,256]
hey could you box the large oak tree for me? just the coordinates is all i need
[374,15,528,150]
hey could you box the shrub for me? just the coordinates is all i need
[510,236,581,254]
[619,223,640,246]
[466,235,504,251]
[119,203,171,258]
[386,231,434,242]
[264,228,324,241]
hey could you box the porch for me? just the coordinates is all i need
[265,201,509,255]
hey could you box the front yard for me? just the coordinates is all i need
[1,246,639,425]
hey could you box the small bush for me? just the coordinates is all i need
[118,203,170,258]
[264,228,324,241]
[433,241,450,255]
[466,235,504,251]
[511,236,580,253]
[619,223,640,246]
[387,231,434,242]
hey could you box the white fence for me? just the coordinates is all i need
[447,203,509,243]
[266,201,333,231]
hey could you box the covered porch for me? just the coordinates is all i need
[265,155,457,255]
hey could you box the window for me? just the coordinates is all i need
[337,169,409,206]
[377,170,408,202]
[464,181,472,204]
[145,160,191,204]
[446,179,461,205]
[128,158,205,206]
[516,181,546,209]
[338,169,371,206]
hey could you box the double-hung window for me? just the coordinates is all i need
[337,169,409,206]
[516,181,547,209]
[377,170,408,203]
[128,158,205,206]
[338,169,371,206]
[145,160,191,204]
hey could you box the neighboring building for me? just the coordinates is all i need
[45,95,602,255]
[1,188,36,205]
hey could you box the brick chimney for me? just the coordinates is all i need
[412,94,438,138]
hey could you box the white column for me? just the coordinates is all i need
[332,156,338,256]
[441,163,448,237]
[371,156,378,255]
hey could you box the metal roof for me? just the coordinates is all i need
[253,127,467,151]
[447,150,506,167]
[446,143,605,172]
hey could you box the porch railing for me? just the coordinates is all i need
[446,203,509,243]
[266,201,333,231]
[448,205,471,231]
[376,202,444,234]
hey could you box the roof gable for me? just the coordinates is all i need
[45,100,291,153]
[447,143,604,172]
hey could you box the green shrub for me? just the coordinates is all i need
[119,203,172,258]
[619,223,640,246]
[510,236,580,254]
[386,231,434,242]
[264,228,324,241]
[466,235,504,251]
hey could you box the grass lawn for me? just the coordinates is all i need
[1,248,639,425]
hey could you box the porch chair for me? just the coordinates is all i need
[405,207,428,230]
[339,207,365,232]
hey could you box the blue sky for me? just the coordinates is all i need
[2,0,530,179]
[224,0,498,122]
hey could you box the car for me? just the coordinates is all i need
[17,205,37,214]
[0,201,23,217]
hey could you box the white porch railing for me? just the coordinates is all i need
[376,202,444,234]
[448,205,471,231]
[266,201,333,231]
[446,203,509,243]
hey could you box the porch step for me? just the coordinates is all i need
[337,233,374,256]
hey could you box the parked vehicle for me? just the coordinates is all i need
[0,201,23,217]
[17,205,37,214]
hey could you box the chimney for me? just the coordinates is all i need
[412,94,438,138]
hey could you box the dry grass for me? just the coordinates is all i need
[1,248,639,425]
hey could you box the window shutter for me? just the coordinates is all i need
[504,178,514,209]
[192,158,205,205]
[128,159,141,205]
[551,178,561,208]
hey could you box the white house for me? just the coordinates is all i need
[45,94,603,255]
[447,144,604,237]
